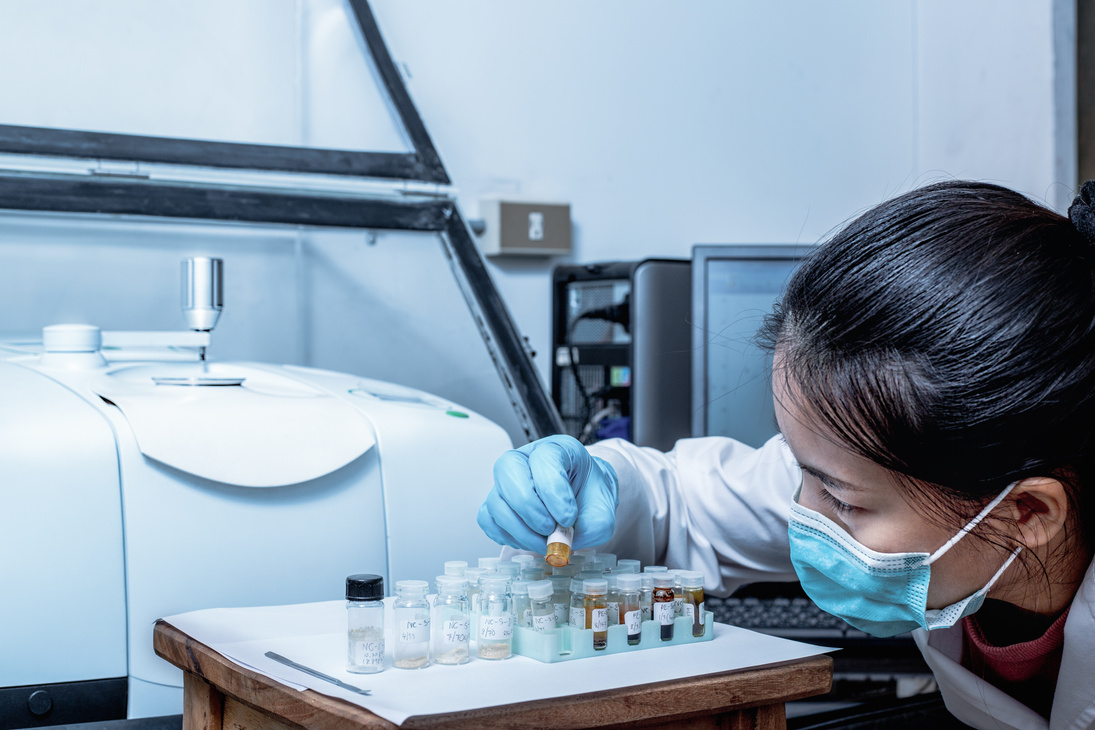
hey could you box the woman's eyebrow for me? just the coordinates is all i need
[797,463,866,493]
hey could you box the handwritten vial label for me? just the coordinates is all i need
[523,608,532,628]
[673,597,684,615]
[625,609,641,635]
[642,604,652,621]
[351,635,384,668]
[683,602,705,621]
[570,607,585,628]
[441,618,469,645]
[479,614,513,641]
[654,602,675,626]
[607,601,619,618]
[532,613,556,633]
[396,611,430,643]
[554,603,568,626]
[592,607,608,632]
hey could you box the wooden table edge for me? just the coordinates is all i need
[154,619,833,730]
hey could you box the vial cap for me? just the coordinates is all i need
[654,575,675,588]
[616,559,641,573]
[550,575,571,590]
[678,570,704,586]
[597,552,618,569]
[640,574,654,588]
[616,573,641,590]
[480,574,511,590]
[395,579,429,592]
[346,573,384,601]
[528,579,554,601]
[569,577,585,593]
[443,560,468,576]
[584,578,608,595]
[497,562,522,578]
[644,565,668,573]
[510,579,531,595]
[478,556,501,570]
[512,554,535,566]
[435,575,467,590]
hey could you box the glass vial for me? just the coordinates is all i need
[522,558,548,582]
[605,574,620,626]
[679,570,706,637]
[528,580,557,633]
[432,575,471,665]
[584,578,609,651]
[511,580,533,629]
[640,574,654,622]
[550,575,571,627]
[671,570,685,617]
[545,524,574,568]
[346,573,385,674]
[497,560,522,581]
[476,575,514,660]
[653,575,675,641]
[569,577,587,629]
[617,573,642,646]
[393,580,430,669]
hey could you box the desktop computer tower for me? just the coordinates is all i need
[550,259,691,451]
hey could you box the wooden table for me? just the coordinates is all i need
[154,619,832,730]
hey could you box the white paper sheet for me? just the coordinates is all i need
[163,600,834,726]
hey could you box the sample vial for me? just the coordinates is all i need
[640,574,654,622]
[569,577,586,629]
[511,579,533,629]
[605,574,620,627]
[679,570,706,637]
[476,575,514,660]
[653,575,675,641]
[550,575,571,627]
[511,554,535,574]
[671,570,685,617]
[528,579,557,633]
[616,559,641,574]
[431,575,471,665]
[545,524,574,568]
[522,558,548,582]
[346,573,385,674]
[478,556,501,572]
[584,579,609,650]
[443,560,467,577]
[464,567,489,607]
[393,580,430,669]
[597,553,618,571]
[617,573,643,646]
[496,561,522,581]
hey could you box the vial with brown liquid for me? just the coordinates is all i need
[679,570,706,637]
[583,578,609,650]
[545,524,573,568]
[652,575,675,641]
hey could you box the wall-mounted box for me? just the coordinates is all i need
[479,199,571,257]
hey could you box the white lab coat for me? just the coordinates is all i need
[589,435,1095,730]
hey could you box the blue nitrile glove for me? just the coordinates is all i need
[477,434,619,553]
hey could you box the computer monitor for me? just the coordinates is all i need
[691,244,813,445]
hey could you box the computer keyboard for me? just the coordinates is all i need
[706,584,915,646]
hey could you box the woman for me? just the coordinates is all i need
[478,180,1095,729]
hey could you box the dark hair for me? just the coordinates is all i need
[761,180,1095,553]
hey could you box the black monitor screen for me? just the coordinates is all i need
[692,245,812,446]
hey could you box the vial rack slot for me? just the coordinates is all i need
[512,612,714,663]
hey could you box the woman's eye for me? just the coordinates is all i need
[818,487,856,515]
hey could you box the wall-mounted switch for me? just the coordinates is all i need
[479,199,571,257]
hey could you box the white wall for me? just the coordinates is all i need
[0,0,1074,442]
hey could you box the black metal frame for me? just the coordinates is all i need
[0,0,561,441]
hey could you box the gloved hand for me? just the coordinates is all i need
[477,434,619,553]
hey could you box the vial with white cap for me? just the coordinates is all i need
[392,580,430,669]
[528,580,557,633]
[583,579,609,650]
[476,575,514,660]
[511,580,532,628]
[431,575,471,665]
[679,570,706,637]
[617,573,643,645]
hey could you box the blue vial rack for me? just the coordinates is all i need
[512,612,714,663]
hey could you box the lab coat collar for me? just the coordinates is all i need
[914,555,1095,730]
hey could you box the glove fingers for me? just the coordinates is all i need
[493,449,556,536]
[527,441,581,528]
[483,485,551,553]
[476,503,526,551]
[572,456,619,550]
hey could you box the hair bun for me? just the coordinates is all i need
[1068,180,1095,246]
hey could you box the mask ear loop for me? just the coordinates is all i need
[924,479,1024,582]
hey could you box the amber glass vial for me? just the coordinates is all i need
[652,575,675,641]
[545,524,573,568]
[583,578,609,650]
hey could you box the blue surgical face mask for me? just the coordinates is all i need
[788,480,1022,638]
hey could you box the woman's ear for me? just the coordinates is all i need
[1004,478,1069,550]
